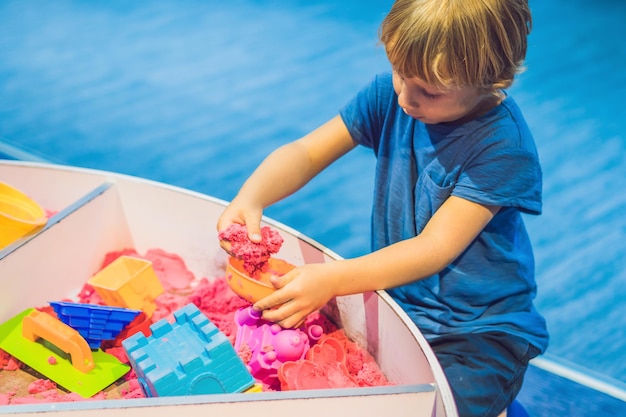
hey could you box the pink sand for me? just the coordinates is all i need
[218,224,284,277]
[0,350,20,371]
[0,247,390,405]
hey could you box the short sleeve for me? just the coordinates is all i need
[454,145,542,215]
[339,73,395,151]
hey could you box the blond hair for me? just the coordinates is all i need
[379,0,532,90]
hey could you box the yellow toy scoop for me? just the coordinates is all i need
[0,181,47,250]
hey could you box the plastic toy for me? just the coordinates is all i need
[278,336,358,391]
[49,301,141,349]
[22,308,95,372]
[0,308,130,398]
[244,383,263,393]
[0,181,47,249]
[105,311,152,348]
[234,306,323,388]
[122,303,255,397]
[88,255,164,318]
[226,257,295,303]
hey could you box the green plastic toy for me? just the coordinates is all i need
[0,308,130,398]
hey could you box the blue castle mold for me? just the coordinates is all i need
[122,303,254,397]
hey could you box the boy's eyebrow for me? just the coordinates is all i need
[408,78,446,96]
[419,85,443,96]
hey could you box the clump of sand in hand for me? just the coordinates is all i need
[219,224,284,278]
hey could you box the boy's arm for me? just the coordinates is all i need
[334,196,500,292]
[255,196,500,328]
[217,115,357,239]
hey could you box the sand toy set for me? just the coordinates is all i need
[0,161,457,417]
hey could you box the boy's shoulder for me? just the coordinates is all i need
[372,72,394,92]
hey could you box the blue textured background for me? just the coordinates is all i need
[1,0,624,392]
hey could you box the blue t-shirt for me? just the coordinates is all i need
[340,72,549,352]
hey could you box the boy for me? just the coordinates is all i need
[217,1,548,415]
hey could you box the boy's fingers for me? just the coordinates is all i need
[247,225,262,242]
[269,274,284,289]
[242,214,262,242]
[253,285,291,311]
[269,268,299,290]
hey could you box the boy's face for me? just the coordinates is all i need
[391,70,496,124]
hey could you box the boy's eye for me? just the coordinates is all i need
[393,68,442,99]
[422,89,440,100]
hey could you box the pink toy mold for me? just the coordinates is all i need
[234,306,323,389]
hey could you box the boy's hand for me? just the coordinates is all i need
[253,263,336,329]
[216,199,263,255]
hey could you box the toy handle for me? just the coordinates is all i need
[22,310,95,373]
